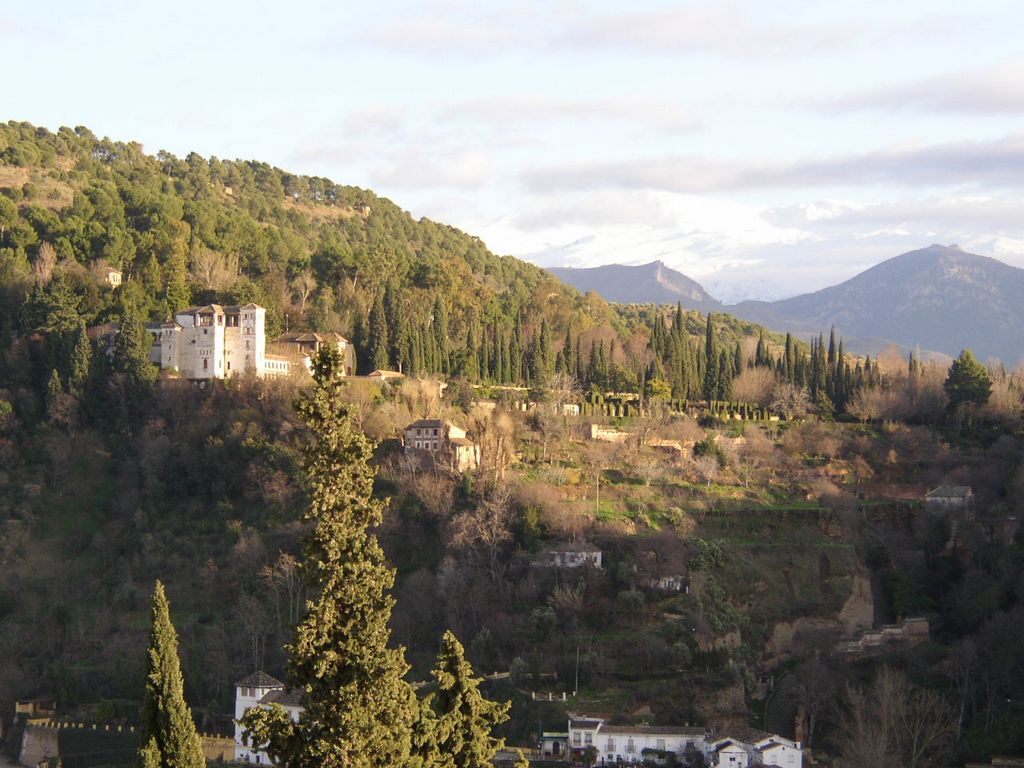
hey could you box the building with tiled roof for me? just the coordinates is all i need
[234,671,303,763]
[147,303,290,380]
[403,419,479,473]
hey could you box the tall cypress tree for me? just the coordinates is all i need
[419,631,510,768]
[385,282,408,372]
[702,313,717,403]
[432,297,450,375]
[368,292,390,371]
[138,581,205,768]
[242,348,416,766]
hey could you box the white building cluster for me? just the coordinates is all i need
[148,304,287,380]
[564,715,803,767]
[147,304,356,380]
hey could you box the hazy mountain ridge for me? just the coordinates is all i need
[548,245,1024,364]
[547,261,721,313]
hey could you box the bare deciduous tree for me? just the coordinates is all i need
[33,241,57,285]
[291,266,317,311]
[190,247,239,291]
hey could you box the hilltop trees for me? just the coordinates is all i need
[241,347,417,767]
[944,349,992,413]
[137,581,205,768]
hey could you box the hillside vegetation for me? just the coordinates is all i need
[2,121,1024,766]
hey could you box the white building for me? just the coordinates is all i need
[543,542,603,569]
[148,304,290,380]
[568,716,802,768]
[710,734,804,768]
[569,716,710,765]
[234,671,303,764]
[754,736,804,767]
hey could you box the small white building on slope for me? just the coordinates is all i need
[234,671,303,763]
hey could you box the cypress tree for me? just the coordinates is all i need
[385,282,408,372]
[67,323,92,393]
[114,297,157,387]
[702,313,717,403]
[432,297,450,375]
[138,581,205,768]
[420,631,510,768]
[241,347,416,767]
[368,292,390,371]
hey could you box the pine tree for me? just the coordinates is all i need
[138,581,205,768]
[422,631,510,768]
[241,347,416,767]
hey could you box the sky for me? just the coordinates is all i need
[4,0,1024,301]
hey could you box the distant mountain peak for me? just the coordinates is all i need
[547,261,720,311]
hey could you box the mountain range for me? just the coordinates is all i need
[546,245,1024,365]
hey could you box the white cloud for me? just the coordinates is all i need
[827,59,1024,115]
[523,133,1024,193]
[438,95,699,133]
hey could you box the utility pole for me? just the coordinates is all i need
[574,646,580,697]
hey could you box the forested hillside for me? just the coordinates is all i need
[3,121,1024,767]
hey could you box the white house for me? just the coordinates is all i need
[710,734,803,768]
[568,716,710,765]
[148,303,290,380]
[546,542,603,569]
[713,739,754,767]
[755,735,803,767]
[234,671,303,764]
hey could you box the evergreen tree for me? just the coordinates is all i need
[432,297,450,375]
[67,322,92,393]
[114,295,157,387]
[702,313,717,403]
[385,282,408,372]
[368,291,390,371]
[422,631,510,768]
[241,347,416,768]
[943,349,992,412]
[137,581,205,768]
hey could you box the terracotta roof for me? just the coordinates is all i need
[450,437,476,447]
[260,688,304,707]
[570,719,604,729]
[236,671,284,688]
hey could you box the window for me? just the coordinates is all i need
[606,739,615,753]
[626,738,635,753]
[573,734,581,746]
[246,340,251,350]
[227,362,231,371]
[656,739,666,751]
[584,733,592,745]
[203,359,208,371]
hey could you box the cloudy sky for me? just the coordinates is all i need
[5,0,1024,300]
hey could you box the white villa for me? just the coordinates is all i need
[567,715,802,768]
[234,671,303,764]
[148,304,290,380]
